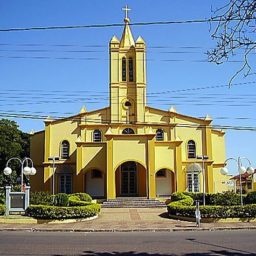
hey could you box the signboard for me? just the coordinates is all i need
[10,193,25,210]
[5,186,30,215]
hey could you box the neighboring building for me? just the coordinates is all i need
[231,170,256,194]
[30,11,227,199]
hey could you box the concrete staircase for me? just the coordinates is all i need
[102,197,166,208]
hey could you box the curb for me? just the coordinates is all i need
[1,226,256,233]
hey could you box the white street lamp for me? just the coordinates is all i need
[3,167,12,176]
[30,167,37,175]
[246,166,255,175]
[3,157,36,192]
[23,166,32,176]
[220,157,254,206]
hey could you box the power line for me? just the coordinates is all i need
[0,81,255,95]
[1,17,255,32]
[0,112,255,132]
[1,108,255,122]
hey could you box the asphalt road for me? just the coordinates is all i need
[0,230,255,256]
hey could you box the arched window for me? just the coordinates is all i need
[93,129,102,142]
[122,128,135,134]
[156,129,164,141]
[128,57,133,82]
[122,57,126,81]
[187,140,196,158]
[61,140,70,159]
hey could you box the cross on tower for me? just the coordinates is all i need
[122,5,131,20]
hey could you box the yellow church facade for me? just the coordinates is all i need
[30,13,228,199]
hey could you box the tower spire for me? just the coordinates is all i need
[120,5,134,48]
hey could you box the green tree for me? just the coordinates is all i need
[0,119,30,189]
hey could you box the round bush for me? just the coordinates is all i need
[168,192,193,207]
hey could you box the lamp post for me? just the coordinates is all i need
[3,157,37,191]
[197,155,209,206]
[220,157,254,206]
[3,157,36,215]
[48,156,60,195]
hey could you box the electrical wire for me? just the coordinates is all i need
[1,17,256,32]
[0,112,255,131]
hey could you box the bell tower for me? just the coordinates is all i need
[109,6,146,124]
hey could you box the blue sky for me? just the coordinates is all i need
[0,0,255,173]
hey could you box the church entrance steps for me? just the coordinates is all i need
[102,197,166,208]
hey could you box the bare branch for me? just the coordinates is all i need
[208,0,256,85]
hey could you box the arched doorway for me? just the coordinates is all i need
[115,161,146,197]
[155,169,174,197]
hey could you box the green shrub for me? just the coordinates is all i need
[25,204,101,219]
[30,191,54,205]
[209,191,241,206]
[0,204,5,215]
[54,193,69,206]
[183,192,241,206]
[183,192,211,205]
[0,191,5,204]
[245,191,256,204]
[167,204,256,218]
[68,195,91,206]
[70,193,92,202]
[168,192,193,207]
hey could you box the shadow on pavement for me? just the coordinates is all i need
[158,212,170,219]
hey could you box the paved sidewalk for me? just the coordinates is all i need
[1,208,256,232]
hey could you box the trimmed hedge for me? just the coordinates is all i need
[0,204,5,215]
[183,191,241,206]
[168,204,256,218]
[0,191,5,205]
[71,193,92,202]
[68,195,91,206]
[30,192,92,206]
[25,203,101,219]
[245,191,256,204]
[54,193,69,206]
[30,191,54,205]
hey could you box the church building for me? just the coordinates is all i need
[30,8,227,199]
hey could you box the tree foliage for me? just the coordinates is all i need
[0,119,30,189]
[208,0,256,84]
